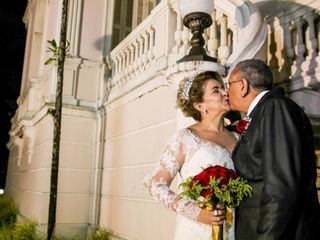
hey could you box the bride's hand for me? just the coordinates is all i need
[197,204,226,225]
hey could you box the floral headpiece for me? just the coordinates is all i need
[182,72,198,101]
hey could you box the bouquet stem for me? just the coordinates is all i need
[205,203,223,240]
[212,225,223,240]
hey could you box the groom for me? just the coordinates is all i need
[226,59,320,240]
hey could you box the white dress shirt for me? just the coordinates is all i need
[247,90,269,116]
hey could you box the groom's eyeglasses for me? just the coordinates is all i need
[225,80,243,90]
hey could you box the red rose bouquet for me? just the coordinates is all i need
[179,165,252,240]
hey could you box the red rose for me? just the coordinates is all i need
[179,165,253,208]
[235,119,250,134]
[202,189,213,197]
[228,169,238,180]
[189,165,237,197]
[190,171,208,188]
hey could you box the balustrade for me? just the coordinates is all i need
[108,18,156,91]
[106,0,273,99]
[270,8,320,89]
[107,0,240,93]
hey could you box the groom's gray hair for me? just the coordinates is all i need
[235,59,273,90]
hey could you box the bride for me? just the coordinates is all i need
[144,71,238,239]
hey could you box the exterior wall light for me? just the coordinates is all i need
[177,0,216,63]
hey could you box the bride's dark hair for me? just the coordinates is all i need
[176,71,223,121]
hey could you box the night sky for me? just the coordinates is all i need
[0,1,27,188]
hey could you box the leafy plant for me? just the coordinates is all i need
[0,195,18,227]
[0,224,15,240]
[45,39,70,65]
[12,220,38,240]
[87,226,109,240]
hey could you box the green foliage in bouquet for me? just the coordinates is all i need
[179,165,253,208]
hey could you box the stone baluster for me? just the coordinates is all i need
[294,16,306,63]
[203,28,209,52]
[116,55,122,86]
[129,43,135,75]
[111,58,115,80]
[114,56,120,83]
[283,19,294,60]
[218,15,230,64]
[111,58,116,80]
[121,52,127,84]
[142,31,149,67]
[318,18,320,57]
[173,11,182,54]
[138,36,144,70]
[115,54,122,86]
[133,40,139,73]
[125,48,131,79]
[147,27,155,62]
[317,10,320,56]
[304,11,318,59]
[117,53,123,85]
[118,54,122,75]
[318,29,320,57]
[107,60,114,90]
[109,58,114,88]
[229,24,239,50]
[121,51,126,79]
[180,26,190,55]
[208,10,218,58]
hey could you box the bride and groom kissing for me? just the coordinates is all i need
[144,59,320,240]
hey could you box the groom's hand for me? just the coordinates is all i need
[198,204,226,225]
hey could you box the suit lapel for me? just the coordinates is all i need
[248,87,284,118]
[231,89,282,158]
[232,133,244,157]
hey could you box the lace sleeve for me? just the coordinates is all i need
[143,131,201,221]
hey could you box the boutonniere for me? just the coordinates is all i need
[227,116,251,134]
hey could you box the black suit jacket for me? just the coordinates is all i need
[232,87,320,240]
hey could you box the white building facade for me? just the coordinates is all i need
[5,0,320,239]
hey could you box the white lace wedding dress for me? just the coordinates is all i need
[144,128,235,240]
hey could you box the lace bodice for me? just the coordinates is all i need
[144,128,235,222]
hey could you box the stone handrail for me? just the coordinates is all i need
[267,5,320,90]
[107,1,166,93]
